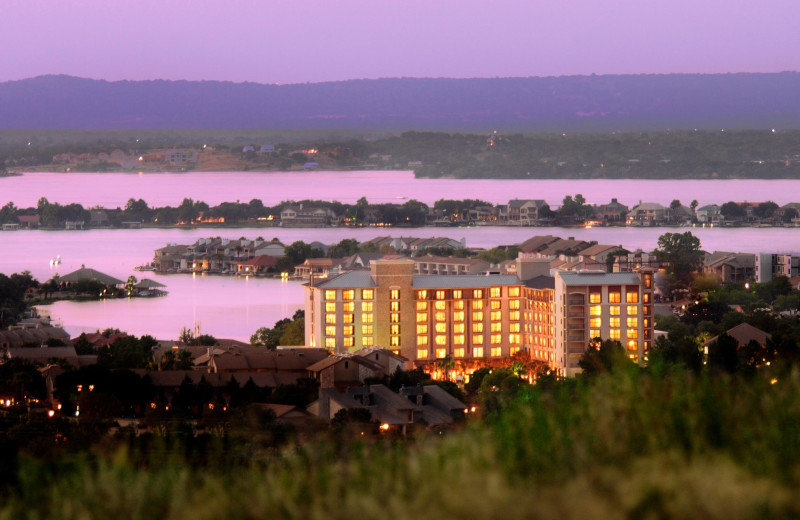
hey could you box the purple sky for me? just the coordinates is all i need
[2,0,798,84]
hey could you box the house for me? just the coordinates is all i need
[626,202,668,226]
[0,326,72,350]
[57,265,124,289]
[294,258,343,279]
[501,199,548,224]
[703,323,771,354]
[306,354,385,390]
[236,255,277,275]
[164,149,197,165]
[756,253,800,283]
[257,145,275,155]
[696,204,722,224]
[703,252,756,284]
[89,210,110,228]
[280,205,336,226]
[17,215,40,229]
[593,199,629,223]
[254,240,286,257]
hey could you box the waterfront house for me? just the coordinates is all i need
[294,257,344,279]
[501,199,548,224]
[626,202,668,226]
[17,215,40,229]
[593,199,629,223]
[57,265,124,290]
[696,204,722,224]
[756,253,800,282]
[235,255,277,275]
[254,239,286,257]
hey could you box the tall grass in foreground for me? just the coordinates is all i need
[3,367,800,519]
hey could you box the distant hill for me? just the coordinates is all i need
[1,73,799,131]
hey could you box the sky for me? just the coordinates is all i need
[1,0,799,85]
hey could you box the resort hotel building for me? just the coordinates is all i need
[304,258,654,377]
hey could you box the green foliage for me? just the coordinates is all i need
[578,339,634,375]
[96,335,158,369]
[251,311,305,348]
[654,231,704,295]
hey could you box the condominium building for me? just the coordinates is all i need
[305,258,653,377]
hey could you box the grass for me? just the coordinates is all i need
[3,366,800,519]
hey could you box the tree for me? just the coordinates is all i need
[707,333,739,373]
[754,201,779,219]
[720,201,746,220]
[654,232,704,296]
[578,339,632,375]
[690,200,699,213]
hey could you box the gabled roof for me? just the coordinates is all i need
[523,275,556,289]
[704,322,771,347]
[580,244,623,257]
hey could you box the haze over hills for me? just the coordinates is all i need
[1,73,799,131]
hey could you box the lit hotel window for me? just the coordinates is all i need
[453,290,462,299]
[473,322,484,333]
[590,305,601,316]
[509,311,520,321]
[362,289,373,300]
[435,300,446,310]
[362,302,373,312]
[491,322,501,333]
[453,311,465,322]
[343,337,354,348]
[325,290,336,300]
[490,287,501,298]
[609,317,620,328]
[417,335,428,346]
[363,336,373,346]
[491,347,502,357]
[490,310,501,321]
[416,290,428,299]
[362,325,373,335]
[391,324,400,335]
[509,299,520,310]
[472,300,484,310]
[416,312,428,322]
[609,292,621,303]
[391,289,400,300]
[454,323,465,333]
[435,323,447,333]
[473,347,484,357]
[473,289,483,299]
[436,348,447,359]
[509,323,520,333]
[342,302,354,312]
[390,336,400,347]
[325,314,336,324]
[509,287,520,297]
[490,300,501,310]
[343,326,353,336]
[390,301,400,312]
[343,290,354,300]
[416,324,428,334]
[491,334,501,345]
[589,292,601,303]
[589,317,601,328]
[454,347,465,358]
[325,338,335,349]
[473,334,484,344]
[610,306,620,316]
[472,311,484,321]
[325,302,336,312]
[628,328,639,339]
[627,340,638,351]
[416,348,428,359]
[416,301,428,311]
[609,329,621,340]
[436,290,446,300]
[363,313,373,324]
[627,305,638,316]
[325,326,336,336]
[454,335,465,345]
[627,317,638,328]
[343,314,354,324]
[626,291,639,303]
[453,300,464,310]
[435,335,447,346]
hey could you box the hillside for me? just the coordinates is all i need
[1,73,800,131]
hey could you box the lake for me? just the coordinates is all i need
[2,170,799,341]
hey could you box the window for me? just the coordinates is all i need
[342,302,354,312]
[343,314,354,324]
[417,335,428,346]
[325,326,336,336]
[454,347,465,358]
[454,334,465,345]
[490,322,502,332]
[454,323,465,333]
[435,335,447,346]
[473,289,483,299]
[343,325,354,336]
[473,347,484,357]
[589,317,601,328]
[325,302,336,312]
[609,329,621,340]
[609,292,621,303]
[626,317,638,328]
[472,311,484,322]
[390,301,400,312]
[509,299,520,310]
[472,322,484,333]
[453,300,464,310]
[509,287,520,297]
[453,290,462,299]
[416,312,428,323]
[453,311,465,322]
[589,292,601,303]
[490,300,501,310]
[325,313,336,324]
[509,311,520,321]
[416,324,428,334]
[436,290,446,300]
[490,310,502,321]
[390,336,400,347]
[491,334,502,344]
[362,289,373,300]
[391,289,400,300]
[626,290,639,303]
[508,334,521,344]
[363,313,373,324]
[590,329,600,339]
[362,302,373,312]
[509,323,520,333]
[609,317,620,328]
[325,338,336,349]
[416,301,428,311]
[643,293,651,303]
[362,325,373,335]
[472,300,484,310]
[343,337,354,348]
[325,290,336,300]
[363,336,373,346]
[609,306,620,316]
[434,348,446,359]
[416,348,428,359]
[626,305,638,316]
[627,328,639,339]
[590,305,602,316]
[627,340,638,351]
[491,347,502,357]
[643,273,653,289]
[342,290,354,300]
[510,346,520,356]
[490,287,501,298]
[435,300,446,310]
[435,311,446,322]
[416,290,428,300]
[391,324,400,335]
[435,323,447,333]
[643,318,650,328]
